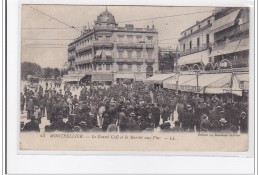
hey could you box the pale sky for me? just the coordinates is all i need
[21,5,214,68]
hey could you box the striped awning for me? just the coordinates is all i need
[211,9,240,33]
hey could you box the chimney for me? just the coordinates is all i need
[152,25,155,29]
[196,21,200,24]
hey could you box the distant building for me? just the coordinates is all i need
[64,9,159,84]
[209,7,249,71]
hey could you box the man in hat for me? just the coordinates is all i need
[72,95,78,111]
[118,112,128,132]
[200,114,212,132]
[23,116,40,132]
[34,106,42,124]
[20,93,25,114]
[46,97,53,120]
[151,103,161,128]
[239,111,248,133]
[171,121,184,133]
[50,115,66,131]
[64,115,75,132]
[26,98,34,119]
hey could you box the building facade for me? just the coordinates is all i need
[209,7,249,71]
[177,7,249,72]
[64,9,159,84]
[178,15,215,71]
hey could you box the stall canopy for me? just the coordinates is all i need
[92,73,113,82]
[163,74,196,90]
[178,50,209,66]
[145,73,175,84]
[209,38,249,57]
[211,9,240,33]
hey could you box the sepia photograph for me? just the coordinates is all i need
[19,5,251,152]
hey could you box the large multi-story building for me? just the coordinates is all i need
[178,15,215,71]
[177,7,249,72]
[64,9,159,84]
[209,7,249,71]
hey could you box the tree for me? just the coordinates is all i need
[21,62,42,80]
[53,68,60,79]
[42,67,53,80]
[158,51,176,73]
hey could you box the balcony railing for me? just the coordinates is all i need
[180,43,211,57]
[116,58,143,63]
[117,42,144,49]
[92,40,113,48]
[75,44,92,53]
[93,56,113,63]
[68,45,76,51]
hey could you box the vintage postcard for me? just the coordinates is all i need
[20,5,250,152]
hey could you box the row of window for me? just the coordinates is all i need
[92,64,142,71]
[182,34,210,51]
[75,63,143,72]
[118,64,141,71]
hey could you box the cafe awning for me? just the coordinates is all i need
[236,73,249,82]
[163,74,196,89]
[145,73,175,84]
[92,73,113,82]
[209,38,249,57]
[204,73,243,96]
[179,73,232,93]
[211,9,240,33]
[178,50,209,66]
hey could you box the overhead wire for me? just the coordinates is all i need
[24,5,81,32]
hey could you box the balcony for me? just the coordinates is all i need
[180,43,211,57]
[68,45,76,51]
[116,58,143,64]
[92,40,113,48]
[68,53,76,60]
[75,59,93,65]
[75,44,92,53]
[117,42,144,49]
[93,56,113,63]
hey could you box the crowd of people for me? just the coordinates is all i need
[20,81,248,133]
